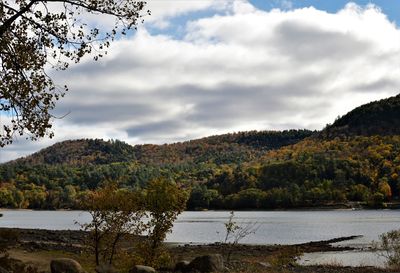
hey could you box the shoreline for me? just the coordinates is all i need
[0,227,362,250]
[0,227,393,273]
[1,205,400,212]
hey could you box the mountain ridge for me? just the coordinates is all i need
[7,93,400,166]
[6,129,314,166]
[321,94,400,138]
[1,94,400,210]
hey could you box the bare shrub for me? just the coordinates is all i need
[222,211,259,264]
[374,229,400,269]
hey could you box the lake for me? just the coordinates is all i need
[1,209,398,245]
[1,209,399,267]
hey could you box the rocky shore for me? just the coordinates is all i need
[0,228,396,273]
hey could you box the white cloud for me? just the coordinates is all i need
[144,0,231,29]
[1,1,400,162]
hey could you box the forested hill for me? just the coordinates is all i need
[7,129,313,166]
[132,130,314,165]
[1,94,400,210]
[321,94,400,138]
[10,139,137,166]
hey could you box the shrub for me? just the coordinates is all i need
[222,211,259,263]
[80,183,146,267]
[376,229,400,269]
[141,178,188,267]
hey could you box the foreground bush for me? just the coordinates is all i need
[81,178,188,270]
[376,229,400,269]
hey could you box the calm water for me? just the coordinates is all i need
[1,209,399,267]
[0,209,399,245]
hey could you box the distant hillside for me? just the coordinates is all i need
[322,94,400,138]
[2,94,400,210]
[0,129,314,209]
[132,130,314,165]
[11,139,137,166]
[9,130,313,166]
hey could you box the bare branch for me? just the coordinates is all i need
[0,1,37,37]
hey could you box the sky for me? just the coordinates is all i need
[1,0,400,162]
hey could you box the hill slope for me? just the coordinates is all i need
[9,130,313,166]
[322,94,400,138]
[132,129,314,165]
[1,94,400,210]
[11,139,137,166]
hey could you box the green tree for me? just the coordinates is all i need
[0,187,13,207]
[62,185,77,207]
[24,186,47,208]
[369,192,385,208]
[235,188,265,209]
[0,0,148,146]
[81,183,146,267]
[142,178,188,267]
[348,184,370,202]
[47,188,63,209]
[187,185,220,210]
[378,179,392,201]
[11,189,25,208]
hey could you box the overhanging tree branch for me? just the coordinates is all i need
[0,0,148,147]
[0,1,37,37]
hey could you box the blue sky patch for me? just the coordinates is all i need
[147,1,399,39]
[251,0,400,23]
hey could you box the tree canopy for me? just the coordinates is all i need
[0,0,149,147]
[2,94,400,210]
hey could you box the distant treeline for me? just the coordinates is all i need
[0,135,399,210]
[322,94,400,138]
[2,94,400,210]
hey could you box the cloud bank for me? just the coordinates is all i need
[1,1,400,162]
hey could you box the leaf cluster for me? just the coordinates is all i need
[0,0,148,146]
[80,178,188,269]
[80,182,146,266]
